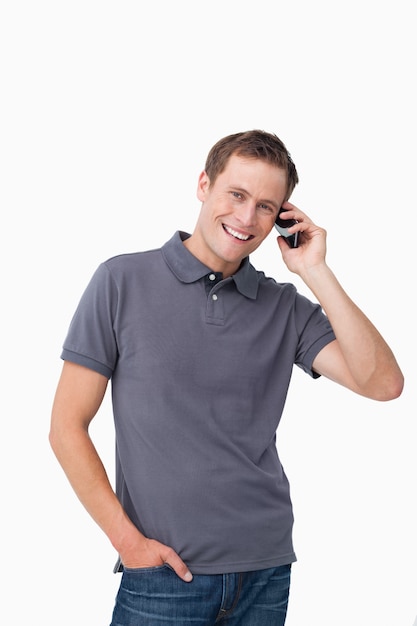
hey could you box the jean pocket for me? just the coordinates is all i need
[123,564,170,574]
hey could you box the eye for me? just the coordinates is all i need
[231,191,243,199]
[258,203,274,214]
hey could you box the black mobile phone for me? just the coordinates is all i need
[274,207,299,248]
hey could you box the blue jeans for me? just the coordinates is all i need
[110,563,291,625]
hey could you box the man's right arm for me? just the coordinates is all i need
[49,361,192,581]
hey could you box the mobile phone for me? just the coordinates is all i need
[274,207,299,248]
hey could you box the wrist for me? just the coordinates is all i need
[107,510,146,555]
[299,261,332,287]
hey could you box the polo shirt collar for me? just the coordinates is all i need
[162,231,259,300]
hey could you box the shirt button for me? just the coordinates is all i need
[212,294,218,301]
[209,273,216,281]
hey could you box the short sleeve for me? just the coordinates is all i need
[293,293,336,378]
[61,263,119,378]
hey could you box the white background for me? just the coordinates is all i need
[1,1,416,624]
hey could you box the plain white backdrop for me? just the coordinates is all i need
[1,1,415,624]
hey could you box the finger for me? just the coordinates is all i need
[281,202,312,223]
[163,547,193,582]
[281,201,303,217]
[277,235,292,254]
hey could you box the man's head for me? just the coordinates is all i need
[184,129,299,278]
[204,130,298,202]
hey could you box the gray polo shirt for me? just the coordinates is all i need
[62,231,335,574]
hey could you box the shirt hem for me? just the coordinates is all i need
[183,552,297,575]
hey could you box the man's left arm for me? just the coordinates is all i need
[307,263,403,400]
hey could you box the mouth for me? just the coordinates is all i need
[222,224,254,242]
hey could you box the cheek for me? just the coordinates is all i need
[260,215,276,233]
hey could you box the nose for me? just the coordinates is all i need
[236,201,257,227]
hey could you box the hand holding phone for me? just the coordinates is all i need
[274,207,299,248]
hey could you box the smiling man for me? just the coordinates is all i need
[184,155,289,277]
[49,130,403,626]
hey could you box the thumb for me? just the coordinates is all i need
[163,547,193,582]
[276,235,289,255]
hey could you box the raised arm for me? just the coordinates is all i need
[49,361,192,580]
[277,203,404,401]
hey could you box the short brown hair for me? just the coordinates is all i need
[204,130,299,201]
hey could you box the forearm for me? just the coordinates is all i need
[49,361,192,578]
[302,262,404,399]
[49,423,142,555]
[49,423,192,579]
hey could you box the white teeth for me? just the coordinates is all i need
[224,225,250,241]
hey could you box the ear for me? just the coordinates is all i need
[196,170,210,201]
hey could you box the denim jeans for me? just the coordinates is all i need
[109,563,291,625]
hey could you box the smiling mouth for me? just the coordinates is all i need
[223,224,254,241]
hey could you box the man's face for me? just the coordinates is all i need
[186,154,288,277]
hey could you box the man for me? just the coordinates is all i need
[49,130,403,625]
